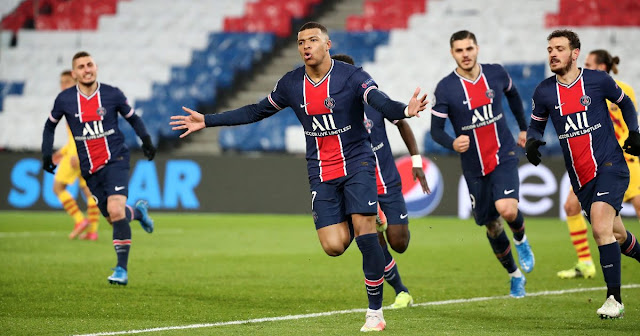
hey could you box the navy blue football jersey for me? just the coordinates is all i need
[267,60,383,183]
[432,64,519,176]
[364,104,402,194]
[530,68,630,190]
[48,83,134,174]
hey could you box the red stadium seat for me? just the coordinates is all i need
[548,0,640,27]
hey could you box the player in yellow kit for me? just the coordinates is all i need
[558,49,639,279]
[52,70,100,240]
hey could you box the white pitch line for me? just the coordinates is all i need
[0,229,184,238]
[74,284,640,336]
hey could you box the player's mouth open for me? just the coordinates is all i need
[304,53,312,60]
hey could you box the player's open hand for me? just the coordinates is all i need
[406,87,428,118]
[525,138,546,166]
[517,131,527,148]
[170,107,206,138]
[412,167,431,194]
[453,135,470,153]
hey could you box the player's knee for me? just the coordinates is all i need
[106,204,125,221]
[53,182,65,195]
[564,199,581,217]
[322,243,346,257]
[386,228,410,253]
[485,220,503,238]
[499,207,518,223]
[614,230,628,244]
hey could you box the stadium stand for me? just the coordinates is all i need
[0,0,638,155]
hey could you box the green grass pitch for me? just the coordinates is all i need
[0,212,639,335]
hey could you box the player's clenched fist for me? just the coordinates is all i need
[453,135,470,153]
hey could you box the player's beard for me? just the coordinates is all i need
[551,57,572,76]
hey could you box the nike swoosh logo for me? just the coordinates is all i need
[597,192,609,196]
[400,214,408,219]
[504,189,515,195]
[115,186,125,191]
[554,103,565,109]
[368,201,377,206]
[300,103,309,108]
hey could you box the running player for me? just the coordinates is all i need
[170,22,428,332]
[331,53,429,309]
[52,70,100,240]
[558,49,639,280]
[42,51,157,286]
[526,30,640,319]
[431,30,534,298]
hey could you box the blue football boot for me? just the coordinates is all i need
[135,200,154,233]
[107,266,128,285]
[510,275,526,298]
[515,238,535,273]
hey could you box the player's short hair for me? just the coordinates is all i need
[547,29,581,50]
[589,49,619,75]
[449,30,477,47]
[60,70,72,77]
[298,22,329,36]
[72,51,92,67]
[331,54,355,65]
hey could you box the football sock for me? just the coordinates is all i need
[59,190,85,224]
[87,196,99,233]
[125,205,142,221]
[112,218,131,270]
[356,233,385,310]
[598,242,622,303]
[508,268,523,278]
[507,210,525,242]
[380,243,408,295]
[621,230,640,262]
[487,230,518,273]
[566,214,593,263]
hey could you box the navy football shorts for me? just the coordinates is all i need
[310,168,378,230]
[378,188,409,225]
[576,169,629,223]
[464,158,519,226]
[84,156,130,218]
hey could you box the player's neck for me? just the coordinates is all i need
[455,63,480,81]
[305,58,332,83]
[78,82,98,97]
[555,66,580,85]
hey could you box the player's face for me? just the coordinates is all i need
[584,53,606,71]
[297,28,331,66]
[547,37,578,75]
[59,74,75,91]
[450,38,478,72]
[72,56,98,86]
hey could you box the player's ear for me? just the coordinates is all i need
[326,39,331,51]
[572,48,580,62]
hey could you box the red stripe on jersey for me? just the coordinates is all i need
[316,136,346,181]
[78,92,110,173]
[304,75,346,181]
[460,74,492,110]
[557,78,586,116]
[373,151,386,194]
[473,123,500,176]
[567,133,596,187]
[303,76,331,116]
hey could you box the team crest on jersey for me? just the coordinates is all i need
[580,95,591,107]
[531,98,535,111]
[485,89,495,99]
[324,97,336,109]
[363,118,374,130]
[96,107,107,116]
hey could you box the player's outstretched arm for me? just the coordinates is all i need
[41,119,59,174]
[396,120,430,194]
[170,107,206,138]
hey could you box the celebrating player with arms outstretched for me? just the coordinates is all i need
[526,30,640,319]
[331,53,429,310]
[171,22,427,332]
[42,51,157,286]
[431,30,534,298]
